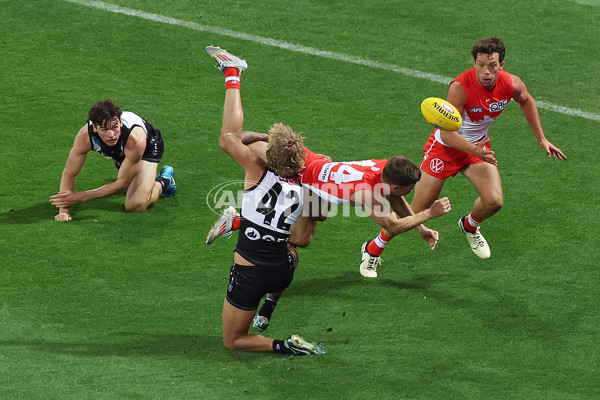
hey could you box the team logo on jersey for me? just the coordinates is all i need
[430,158,444,174]
[489,99,508,112]
[244,227,261,241]
[470,106,485,113]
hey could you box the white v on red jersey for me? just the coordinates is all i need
[298,148,388,204]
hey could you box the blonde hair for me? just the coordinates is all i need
[266,123,305,178]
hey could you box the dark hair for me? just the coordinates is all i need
[88,99,122,127]
[471,36,506,63]
[381,156,421,187]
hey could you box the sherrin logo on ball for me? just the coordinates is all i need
[420,97,463,131]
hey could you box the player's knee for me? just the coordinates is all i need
[125,200,148,213]
[223,337,236,350]
[485,196,503,213]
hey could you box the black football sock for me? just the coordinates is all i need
[272,339,293,355]
[156,176,169,189]
[258,298,278,319]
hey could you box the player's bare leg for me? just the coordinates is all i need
[461,162,503,221]
[222,88,244,134]
[411,172,446,213]
[458,162,502,258]
[125,160,162,212]
[222,300,274,352]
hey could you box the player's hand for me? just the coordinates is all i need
[474,139,498,165]
[54,212,73,222]
[49,190,82,208]
[418,226,440,250]
[540,139,567,160]
[429,196,451,218]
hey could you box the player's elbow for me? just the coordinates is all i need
[219,133,237,153]
[219,134,228,151]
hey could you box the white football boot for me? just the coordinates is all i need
[458,217,491,259]
[206,206,239,244]
[284,335,326,356]
[359,242,382,278]
[205,46,248,73]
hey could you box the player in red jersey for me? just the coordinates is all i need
[411,36,566,259]
[209,145,452,275]
[208,143,451,332]
[291,147,451,274]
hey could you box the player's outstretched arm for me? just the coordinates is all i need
[511,74,567,160]
[389,197,451,235]
[386,195,443,250]
[50,125,90,221]
[356,191,451,236]
[50,128,145,212]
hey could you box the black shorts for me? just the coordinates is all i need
[226,252,297,311]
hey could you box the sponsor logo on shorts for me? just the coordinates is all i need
[430,158,444,174]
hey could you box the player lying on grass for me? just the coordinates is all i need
[49,100,176,221]
[205,47,451,333]
[207,46,325,355]
[411,36,567,259]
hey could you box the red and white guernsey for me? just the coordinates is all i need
[298,148,387,204]
[436,68,514,146]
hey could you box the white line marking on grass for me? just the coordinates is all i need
[64,0,600,121]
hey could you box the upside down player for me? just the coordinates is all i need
[205,48,452,332]
[209,143,452,332]
[411,36,566,258]
[206,46,325,355]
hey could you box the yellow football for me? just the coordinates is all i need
[420,97,462,131]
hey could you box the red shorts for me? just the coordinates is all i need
[419,131,490,179]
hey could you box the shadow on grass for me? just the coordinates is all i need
[285,271,452,297]
[0,202,60,224]
[0,332,223,359]
[0,199,123,225]
[421,281,587,346]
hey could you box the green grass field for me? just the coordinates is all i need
[1,0,599,398]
